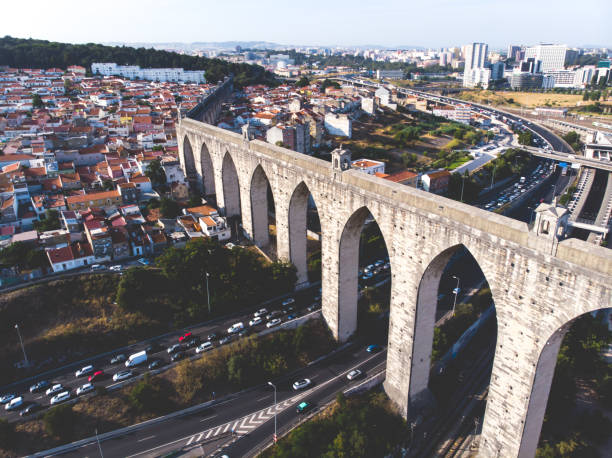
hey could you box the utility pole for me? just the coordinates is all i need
[460,174,466,202]
[204,271,211,314]
[14,324,29,367]
[490,166,496,190]
[267,381,277,445]
[452,276,460,315]
[95,428,104,458]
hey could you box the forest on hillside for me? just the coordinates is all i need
[0,36,277,88]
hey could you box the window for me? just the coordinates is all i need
[541,220,550,235]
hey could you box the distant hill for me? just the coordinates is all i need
[104,41,287,51]
[0,36,277,88]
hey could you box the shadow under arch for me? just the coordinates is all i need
[288,181,321,286]
[182,135,197,187]
[200,141,215,197]
[250,164,276,251]
[337,205,391,342]
[513,307,611,458]
[408,243,497,413]
[221,151,241,220]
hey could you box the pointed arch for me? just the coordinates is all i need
[221,151,241,219]
[249,165,275,248]
[288,181,320,286]
[408,244,496,409]
[336,206,390,341]
[182,135,197,187]
[200,141,215,197]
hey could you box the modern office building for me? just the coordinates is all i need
[463,43,490,88]
[524,44,569,72]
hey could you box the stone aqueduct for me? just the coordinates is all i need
[177,112,611,456]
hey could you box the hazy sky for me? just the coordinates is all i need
[4,0,610,49]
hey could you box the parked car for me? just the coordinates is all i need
[170,351,186,362]
[0,394,16,404]
[281,297,295,307]
[29,380,50,393]
[50,391,71,405]
[286,314,296,320]
[5,397,23,411]
[110,354,126,365]
[76,383,95,396]
[46,384,65,396]
[112,370,133,382]
[249,316,263,327]
[75,365,94,378]
[91,264,106,271]
[196,342,213,353]
[266,318,282,328]
[19,403,41,416]
[253,308,268,318]
[137,258,150,266]
[292,379,312,391]
[109,265,122,271]
[89,371,105,382]
[366,344,382,353]
[167,344,182,354]
[178,332,193,342]
[347,369,362,381]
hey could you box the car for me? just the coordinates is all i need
[145,342,162,353]
[112,370,133,382]
[238,329,250,338]
[148,359,162,370]
[46,384,64,396]
[20,403,41,416]
[109,265,122,272]
[50,391,71,405]
[75,365,94,378]
[0,394,16,404]
[137,258,150,266]
[366,344,382,353]
[76,383,95,396]
[89,371,105,382]
[29,380,50,393]
[207,333,219,341]
[296,401,313,414]
[167,343,182,354]
[374,260,385,267]
[249,316,263,327]
[265,310,282,320]
[219,335,233,345]
[287,314,296,320]
[292,379,312,390]
[5,396,23,411]
[178,332,193,342]
[306,304,319,313]
[196,342,214,353]
[266,318,282,328]
[253,308,268,318]
[227,322,245,334]
[185,337,200,348]
[110,354,126,365]
[91,264,106,271]
[347,369,363,381]
[282,304,294,313]
[281,297,295,307]
[170,351,186,362]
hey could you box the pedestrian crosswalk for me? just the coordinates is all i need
[184,396,299,446]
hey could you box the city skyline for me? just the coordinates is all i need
[4,0,610,50]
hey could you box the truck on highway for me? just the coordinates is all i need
[125,350,147,368]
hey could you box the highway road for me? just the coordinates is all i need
[36,343,388,457]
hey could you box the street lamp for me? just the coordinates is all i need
[460,174,466,202]
[14,324,29,367]
[451,276,461,315]
[490,166,496,190]
[204,271,211,314]
[267,381,277,444]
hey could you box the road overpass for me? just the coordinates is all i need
[179,84,612,457]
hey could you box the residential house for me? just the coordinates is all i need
[421,170,451,194]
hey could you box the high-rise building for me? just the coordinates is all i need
[524,44,568,72]
[507,45,522,61]
[463,43,490,88]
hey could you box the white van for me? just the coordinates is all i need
[227,322,245,334]
[5,396,23,411]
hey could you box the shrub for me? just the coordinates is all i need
[43,404,77,440]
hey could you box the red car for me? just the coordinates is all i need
[178,332,192,342]
[88,371,105,382]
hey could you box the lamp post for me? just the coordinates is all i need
[95,428,104,458]
[490,166,496,190]
[204,271,211,314]
[14,324,28,367]
[267,381,277,444]
[460,174,466,202]
[451,276,460,315]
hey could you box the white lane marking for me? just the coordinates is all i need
[137,435,155,442]
[222,423,230,433]
[255,394,271,402]
[186,435,195,446]
[213,425,223,435]
[200,414,218,422]
[231,420,239,431]
[195,433,203,442]
[205,429,213,439]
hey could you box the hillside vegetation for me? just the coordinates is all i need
[0,36,277,88]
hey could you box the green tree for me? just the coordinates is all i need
[145,159,167,186]
[320,79,341,91]
[129,375,169,413]
[102,179,114,191]
[0,418,14,448]
[43,404,76,440]
[518,130,533,146]
[159,197,181,218]
[33,209,61,232]
[295,76,310,87]
[31,93,44,109]
[0,241,48,270]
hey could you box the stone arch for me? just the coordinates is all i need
[182,135,197,186]
[288,181,321,286]
[249,164,275,249]
[199,141,215,197]
[407,243,496,411]
[336,205,391,341]
[221,151,241,219]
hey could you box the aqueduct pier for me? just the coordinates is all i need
[177,100,611,457]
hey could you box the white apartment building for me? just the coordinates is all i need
[351,159,385,175]
[463,43,490,88]
[524,44,568,72]
[324,113,352,138]
[91,63,206,84]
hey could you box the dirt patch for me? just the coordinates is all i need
[457,90,583,108]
